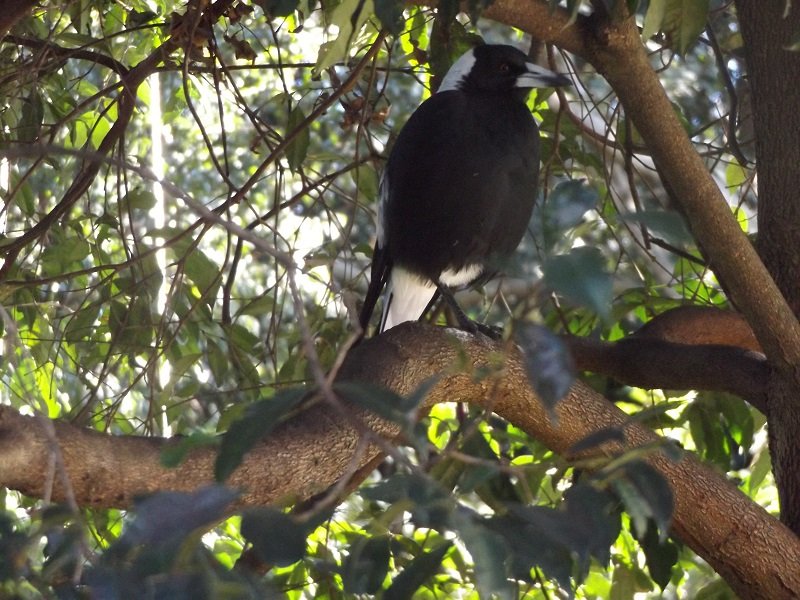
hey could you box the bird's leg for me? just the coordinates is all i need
[435,283,503,340]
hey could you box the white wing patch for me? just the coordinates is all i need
[380,266,437,332]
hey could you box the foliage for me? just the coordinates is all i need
[0,0,770,598]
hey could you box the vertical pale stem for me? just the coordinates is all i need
[148,72,172,437]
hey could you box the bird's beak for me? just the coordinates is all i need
[516,63,571,88]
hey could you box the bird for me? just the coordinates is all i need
[359,43,570,335]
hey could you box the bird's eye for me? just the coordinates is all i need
[498,62,511,73]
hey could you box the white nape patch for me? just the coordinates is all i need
[376,175,388,246]
[381,266,437,332]
[439,49,477,92]
[440,263,484,287]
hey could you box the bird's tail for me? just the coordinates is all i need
[379,267,438,332]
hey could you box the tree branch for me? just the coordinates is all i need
[564,336,768,411]
[470,0,800,389]
[565,305,769,411]
[0,323,797,598]
[0,0,237,279]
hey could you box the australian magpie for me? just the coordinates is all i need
[359,44,569,334]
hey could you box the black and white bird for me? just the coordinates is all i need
[359,44,569,334]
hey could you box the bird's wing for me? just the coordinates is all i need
[360,177,440,333]
[383,93,539,280]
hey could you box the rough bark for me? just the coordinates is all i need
[564,336,767,411]
[735,0,800,535]
[2,0,798,595]
[0,322,797,598]
[472,0,800,536]
[735,1,800,316]
[520,1,800,377]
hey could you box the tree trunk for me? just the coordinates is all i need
[735,0,800,534]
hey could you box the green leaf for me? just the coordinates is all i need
[214,387,308,481]
[489,485,620,586]
[561,484,621,568]
[642,0,667,41]
[725,161,748,190]
[116,486,238,552]
[610,564,652,600]
[253,0,300,17]
[237,294,275,317]
[41,237,91,275]
[748,449,772,495]
[384,542,452,600]
[56,32,104,48]
[641,0,709,52]
[352,165,380,203]
[169,235,221,304]
[361,473,454,529]
[374,0,405,34]
[453,512,514,599]
[314,0,375,73]
[334,379,433,424]
[241,507,307,566]
[64,304,102,341]
[513,322,575,410]
[185,250,220,299]
[635,521,679,590]
[611,461,674,537]
[621,210,693,247]
[543,247,613,320]
[206,340,229,383]
[121,188,158,211]
[457,432,521,509]
[342,534,391,594]
[160,432,219,468]
[108,297,154,351]
[694,577,737,599]
[570,427,626,454]
[19,92,44,142]
[684,399,730,469]
[542,179,598,249]
[127,9,158,26]
[286,104,310,173]
[225,322,260,354]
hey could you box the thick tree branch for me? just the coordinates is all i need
[734,0,800,534]
[565,336,767,411]
[566,305,769,411]
[0,323,797,599]
[633,305,761,351]
[590,25,800,376]
[470,0,800,386]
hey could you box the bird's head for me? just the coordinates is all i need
[439,44,570,97]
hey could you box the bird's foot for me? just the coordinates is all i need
[436,282,504,340]
[456,315,503,340]
[473,321,503,340]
